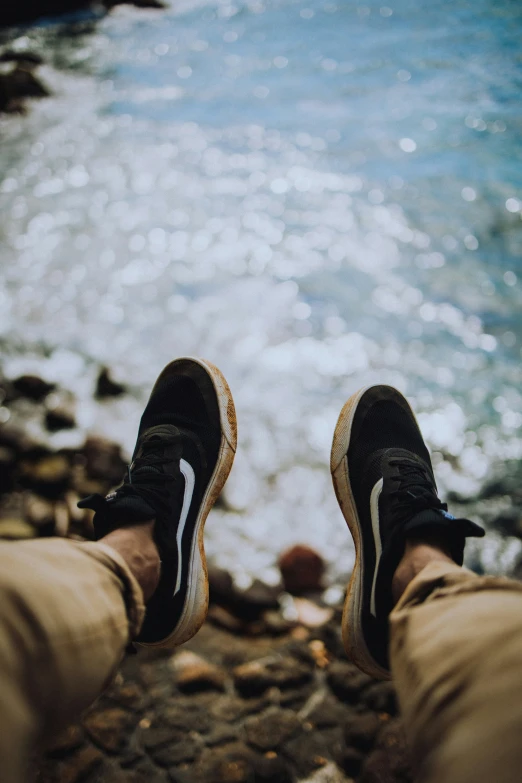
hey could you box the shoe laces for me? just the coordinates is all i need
[388,456,447,525]
[111,433,179,517]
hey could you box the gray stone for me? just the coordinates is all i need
[326,661,373,703]
[196,742,256,783]
[210,695,269,723]
[341,747,363,777]
[344,712,381,752]
[56,744,104,783]
[46,724,84,757]
[361,682,398,715]
[282,732,332,778]
[205,725,240,747]
[12,375,55,401]
[244,709,300,751]
[303,693,355,729]
[150,736,202,767]
[83,707,136,753]
[234,656,313,697]
[358,719,412,783]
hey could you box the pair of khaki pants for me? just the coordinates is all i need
[2,540,522,783]
[390,560,522,783]
[0,538,144,783]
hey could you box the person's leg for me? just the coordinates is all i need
[0,527,152,783]
[329,384,522,783]
[390,535,522,783]
[0,357,237,783]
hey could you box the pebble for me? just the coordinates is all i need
[279,545,325,595]
[83,708,136,753]
[96,367,127,399]
[244,708,300,751]
[233,655,313,697]
[20,454,71,500]
[11,375,55,401]
[170,651,227,694]
[326,662,373,703]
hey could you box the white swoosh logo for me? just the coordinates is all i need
[173,458,195,596]
[369,478,384,618]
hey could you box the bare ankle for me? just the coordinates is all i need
[101,521,161,602]
[391,535,455,605]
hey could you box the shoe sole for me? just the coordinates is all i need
[331,385,415,680]
[138,357,237,648]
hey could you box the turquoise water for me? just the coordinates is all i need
[1,0,522,584]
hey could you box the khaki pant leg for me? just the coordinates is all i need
[0,538,145,783]
[390,561,522,783]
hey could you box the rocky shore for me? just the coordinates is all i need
[1,367,521,783]
[1,0,166,31]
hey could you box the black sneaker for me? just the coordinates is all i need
[79,357,237,647]
[330,385,484,679]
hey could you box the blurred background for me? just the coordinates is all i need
[1,0,522,591]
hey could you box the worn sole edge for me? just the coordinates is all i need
[330,385,392,681]
[138,357,237,648]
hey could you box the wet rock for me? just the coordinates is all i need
[282,731,331,778]
[210,695,269,724]
[279,682,317,710]
[341,747,363,777]
[293,598,333,629]
[96,367,127,399]
[343,712,381,751]
[45,405,76,432]
[490,507,522,539]
[108,681,149,712]
[83,707,136,753]
[197,742,257,783]
[150,736,202,767]
[24,493,56,529]
[20,454,71,500]
[209,566,280,621]
[11,375,55,401]
[326,661,373,703]
[45,724,84,757]
[171,651,227,694]
[262,610,293,635]
[207,605,245,633]
[253,753,293,783]
[206,724,240,747]
[82,436,126,484]
[0,51,44,66]
[57,744,104,783]
[279,545,325,595]
[244,708,300,751]
[301,761,348,783]
[359,719,412,783]
[361,682,398,715]
[0,516,35,539]
[301,691,354,729]
[105,0,167,9]
[142,726,186,751]
[233,656,313,697]
[161,698,212,733]
[0,446,16,494]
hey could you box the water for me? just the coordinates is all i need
[1,0,522,586]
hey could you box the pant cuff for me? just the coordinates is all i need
[76,541,146,638]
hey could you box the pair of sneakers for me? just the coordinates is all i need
[79,358,483,679]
